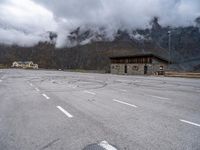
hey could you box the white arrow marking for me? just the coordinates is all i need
[99,141,117,150]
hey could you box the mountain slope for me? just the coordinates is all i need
[0,19,200,72]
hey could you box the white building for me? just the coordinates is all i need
[12,61,38,69]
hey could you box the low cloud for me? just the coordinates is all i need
[0,28,50,46]
[0,0,57,46]
[0,0,200,47]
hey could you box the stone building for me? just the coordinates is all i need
[110,54,169,75]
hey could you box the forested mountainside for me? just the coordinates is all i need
[0,18,200,71]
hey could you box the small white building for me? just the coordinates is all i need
[12,61,38,69]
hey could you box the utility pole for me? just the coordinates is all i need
[168,30,171,66]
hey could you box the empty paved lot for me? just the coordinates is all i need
[0,69,200,150]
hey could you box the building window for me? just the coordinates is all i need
[160,66,164,71]
[132,66,139,71]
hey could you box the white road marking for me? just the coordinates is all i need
[113,99,138,108]
[57,106,73,118]
[180,119,200,127]
[117,79,130,82]
[99,141,117,150]
[146,94,170,100]
[35,87,40,92]
[0,79,2,82]
[152,95,170,100]
[29,83,33,87]
[42,94,50,99]
[120,89,127,92]
[83,90,96,95]
[67,85,76,89]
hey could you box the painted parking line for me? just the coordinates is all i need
[99,141,117,150]
[35,87,40,92]
[42,93,50,100]
[67,85,77,89]
[146,94,170,100]
[83,90,96,95]
[180,119,200,127]
[57,106,73,118]
[151,95,170,100]
[116,79,130,82]
[29,83,33,87]
[119,89,127,92]
[113,99,138,108]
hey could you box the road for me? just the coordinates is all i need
[0,69,200,150]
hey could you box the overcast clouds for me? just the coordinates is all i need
[0,0,200,47]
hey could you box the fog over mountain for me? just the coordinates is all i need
[0,0,200,47]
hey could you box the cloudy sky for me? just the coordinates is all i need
[0,0,200,47]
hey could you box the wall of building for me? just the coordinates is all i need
[111,64,125,75]
[12,61,39,69]
[127,64,152,75]
[152,58,168,74]
[111,58,168,75]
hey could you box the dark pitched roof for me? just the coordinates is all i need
[110,53,169,63]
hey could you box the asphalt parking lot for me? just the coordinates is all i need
[0,69,200,150]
